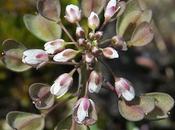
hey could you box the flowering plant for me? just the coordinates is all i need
[2,0,174,130]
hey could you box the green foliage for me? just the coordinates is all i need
[23,14,62,41]
[6,111,45,130]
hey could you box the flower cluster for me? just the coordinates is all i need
[21,0,136,125]
[5,0,175,129]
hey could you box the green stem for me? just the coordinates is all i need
[58,20,76,42]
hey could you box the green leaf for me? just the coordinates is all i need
[81,0,106,17]
[1,39,31,72]
[29,83,54,110]
[116,0,141,36]
[145,107,169,120]
[128,22,154,46]
[118,96,155,121]
[54,115,87,130]
[136,10,152,25]
[23,14,62,41]
[6,111,45,130]
[37,0,61,22]
[145,92,174,113]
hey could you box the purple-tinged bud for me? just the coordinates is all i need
[78,38,86,46]
[104,0,117,21]
[22,49,49,66]
[102,47,119,59]
[92,46,99,54]
[115,78,135,101]
[44,39,65,54]
[65,4,81,23]
[53,49,78,62]
[88,12,100,30]
[85,53,94,63]
[76,27,85,37]
[112,35,127,51]
[50,73,73,98]
[95,31,103,40]
[88,71,102,93]
[89,32,95,40]
[73,97,97,125]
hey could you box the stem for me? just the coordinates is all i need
[43,95,73,117]
[70,118,76,130]
[47,61,78,66]
[98,58,116,78]
[58,20,76,42]
[99,39,111,46]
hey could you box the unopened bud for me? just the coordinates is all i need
[76,27,85,37]
[102,47,119,59]
[88,71,102,93]
[65,4,81,23]
[44,39,65,54]
[85,53,94,63]
[95,31,103,40]
[112,35,127,51]
[22,49,49,66]
[104,0,117,21]
[88,12,100,30]
[115,78,135,101]
[50,73,73,98]
[53,49,78,62]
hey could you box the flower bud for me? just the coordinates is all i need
[78,38,86,46]
[104,0,117,21]
[112,35,127,51]
[53,49,78,62]
[102,47,119,59]
[85,53,94,64]
[88,71,102,93]
[95,31,103,40]
[65,4,81,23]
[73,97,97,125]
[88,12,100,30]
[76,27,85,37]
[44,39,65,54]
[22,49,49,66]
[50,73,73,98]
[115,78,135,101]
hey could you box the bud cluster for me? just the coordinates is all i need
[21,0,139,127]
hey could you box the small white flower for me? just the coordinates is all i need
[44,39,65,54]
[65,4,81,23]
[53,49,78,62]
[104,0,117,21]
[73,97,97,125]
[50,73,73,98]
[88,71,102,93]
[102,47,119,59]
[22,49,49,66]
[88,12,100,30]
[115,78,135,101]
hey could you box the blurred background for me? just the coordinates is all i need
[0,0,175,130]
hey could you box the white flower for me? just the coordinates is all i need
[104,0,117,21]
[22,49,49,66]
[53,49,78,62]
[88,71,102,93]
[88,12,100,30]
[65,4,81,23]
[50,73,73,98]
[73,97,97,125]
[115,78,135,101]
[44,39,65,54]
[102,47,119,59]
